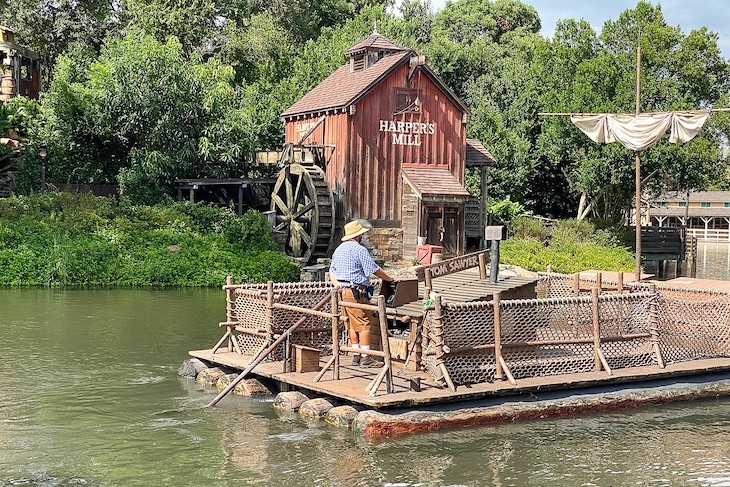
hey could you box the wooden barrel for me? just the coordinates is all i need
[0,71,15,100]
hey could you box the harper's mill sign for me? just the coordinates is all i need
[379,120,435,146]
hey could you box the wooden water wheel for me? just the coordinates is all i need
[270,163,335,262]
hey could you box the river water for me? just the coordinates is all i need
[3,250,730,486]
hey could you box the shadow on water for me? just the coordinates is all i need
[2,288,730,486]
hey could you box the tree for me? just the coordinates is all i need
[41,30,253,191]
[0,0,121,81]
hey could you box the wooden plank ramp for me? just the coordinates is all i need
[189,349,730,410]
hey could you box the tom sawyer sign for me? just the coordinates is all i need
[415,249,489,281]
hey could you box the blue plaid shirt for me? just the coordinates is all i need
[329,240,380,286]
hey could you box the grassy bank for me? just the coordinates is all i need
[500,218,635,274]
[0,193,299,286]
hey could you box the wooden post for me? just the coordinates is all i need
[331,289,340,380]
[573,273,580,296]
[596,272,602,292]
[265,281,279,370]
[493,292,503,381]
[478,252,487,280]
[634,45,643,283]
[433,295,456,391]
[226,275,235,352]
[648,283,665,369]
[617,272,624,294]
[424,268,433,295]
[591,287,602,372]
[378,295,393,393]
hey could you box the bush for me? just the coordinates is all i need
[118,166,169,206]
[550,219,594,245]
[500,238,634,274]
[500,217,634,273]
[511,217,548,241]
[0,193,298,286]
[487,196,528,224]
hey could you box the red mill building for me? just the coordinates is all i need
[281,31,494,261]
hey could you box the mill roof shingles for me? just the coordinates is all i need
[282,51,412,118]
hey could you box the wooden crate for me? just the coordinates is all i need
[388,335,420,371]
[293,345,321,373]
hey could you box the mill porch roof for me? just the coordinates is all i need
[402,166,470,201]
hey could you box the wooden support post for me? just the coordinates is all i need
[366,366,388,394]
[210,329,232,354]
[424,268,433,296]
[596,272,603,292]
[377,295,394,394]
[478,252,487,280]
[212,275,239,354]
[331,289,340,380]
[648,283,665,369]
[493,292,504,381]
[265,281,279,370]
[314,356,336,383]
[573,273,580,296]
[226,276,235,352]
[617,272,624,294]
[498,356,516,385]
[433,295,456,391]
[591,287,602,372]
[284,334,292,373]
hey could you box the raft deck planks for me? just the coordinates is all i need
[189,349,730,409]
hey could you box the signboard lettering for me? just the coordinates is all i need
[379,119,435,147]
[415,250,488,280]
[295,121,317,134]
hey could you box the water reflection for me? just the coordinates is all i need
[2,289,730,486]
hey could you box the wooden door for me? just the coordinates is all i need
[425,205,460,255]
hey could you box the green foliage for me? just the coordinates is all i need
[487,196,528,223]
[0,97,42,137]
[5,0,730,220]
[500,236,634,274]
[501,216,633,273]
[550,219,594,245]
[0,193,298,286]
[510,217,547,241]
[118,166,168,206]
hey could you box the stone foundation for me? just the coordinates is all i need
[366,227,403,262]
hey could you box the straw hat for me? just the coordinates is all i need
[341,220,370,241]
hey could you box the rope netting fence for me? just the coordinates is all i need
[224,281,335,361]
[423,291,657,386]
[212,272,730,390]
[423,273,730,388]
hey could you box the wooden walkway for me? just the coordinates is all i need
[663,277,730,292]
[190,348,730,409]
[392,270,536,318]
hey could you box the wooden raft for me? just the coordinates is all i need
[189,348,730,409]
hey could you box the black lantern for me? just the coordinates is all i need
[38,144,47,192]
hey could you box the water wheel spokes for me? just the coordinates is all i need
[271,163,334,262]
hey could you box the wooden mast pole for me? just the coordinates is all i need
[634,44,642,283]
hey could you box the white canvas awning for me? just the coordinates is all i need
[570,110,711,151]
